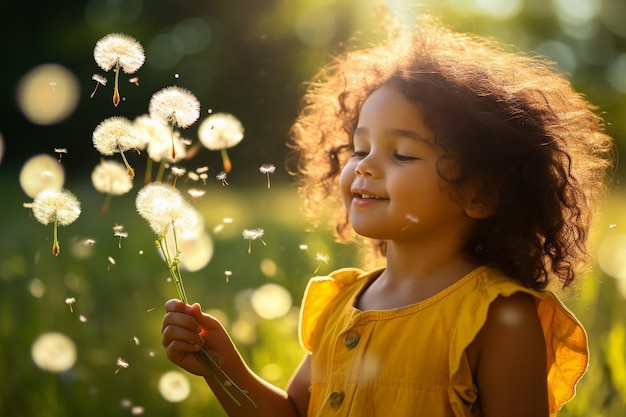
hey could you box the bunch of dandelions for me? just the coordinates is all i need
[148,86,200,161]
[197,112,244,173]
[93,33,145,107]
[32,189,81,256]
[93,116,142,179]
[135,182,255,407]
[91,159,134,215]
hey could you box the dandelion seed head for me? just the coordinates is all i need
[146,128,187,162]
[108,256,116,265]
[94,33,145,74]
[84,238,97,246]
[148,86,200,129]
[259,164,276,174]
[114,231,129,239]
[91,159,133,195]
[54,148,68,155]
[32,188,81,226]
[65,297,76,306]
[159,371,191,403]
[93,116,142,155]
[20,154,65,198]
[133,114,170,151]
[113,224,125,233]
[135,182,190,234]
[31,332,77,373]
[315,253,329,264]
[197,112,244,150]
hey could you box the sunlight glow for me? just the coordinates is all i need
[17,64,80,125]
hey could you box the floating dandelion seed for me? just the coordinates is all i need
[115,357,129,374]
[299,244,308,251]
[54,148,67,162]
[129,76,139,86]
[402,214,420,230]
[198,112,244,173]
[84,238,96,247]
[93,33,145,106]
[132,336,140,345]
[92,159,134,214]
[32,188,81,256]
[93,116,142,178]
[90,73,107,98]
[170,166,186,186]
[107,256,116,270]
[65,297,76,312]
[148,86,200,160]
[609,224,617,229]
[187,188,205,198]
[314,253,329,274]
[216,171,228,186]
[259,164,276,189]
[113,224,128,248]
[225,270,232,283]
[242,228,266,254]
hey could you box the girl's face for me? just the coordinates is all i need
[340,85,475,244]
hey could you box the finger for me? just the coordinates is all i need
[162,323,204,348]
[161,311,202,334]
[164,299,188,313]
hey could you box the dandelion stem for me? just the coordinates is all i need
[101,193,113,216]
[118,148,135,179]
[144,157,153,184]
[220,148,232,173]
[52,220,60,256]
[113,61,121,107]
[170,121,177,160]
[156,160,167,182]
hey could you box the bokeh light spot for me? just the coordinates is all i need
[147,34,184,69]
[251,283,292,320]
[19,153,65,198]
[173,18,211,55]
[31,332,77,373]
[597,233,626,280]
[17,64,80,125]
[158,371,191,402]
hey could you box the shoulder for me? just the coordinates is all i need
[298,268,381,352]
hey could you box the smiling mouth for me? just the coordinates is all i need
[354,193,384,200]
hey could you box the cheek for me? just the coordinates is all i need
[339,163,355,198]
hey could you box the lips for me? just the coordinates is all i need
[351,189,387,200]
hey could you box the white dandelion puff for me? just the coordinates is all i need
[65,297,76,313]
[197,113,244,173]
[93,116,142,178]
[32,188,81,256]
[93,33,145,106]
[148,86,200,160]
[91,159,134,214]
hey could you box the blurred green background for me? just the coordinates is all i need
[1,0,625,416]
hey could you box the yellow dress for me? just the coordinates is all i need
[299,266,588,417]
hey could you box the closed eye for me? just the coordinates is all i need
[395,154,418,162]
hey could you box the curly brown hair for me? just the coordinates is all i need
[287,16,614,290]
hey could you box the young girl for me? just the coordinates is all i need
[161,16,614,417]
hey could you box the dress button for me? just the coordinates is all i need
[329,390,345,408]
[343,331,360,350]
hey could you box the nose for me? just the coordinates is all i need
[355,155,378,177]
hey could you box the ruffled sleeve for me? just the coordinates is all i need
[298,268,367,353]
[448,270,588,416]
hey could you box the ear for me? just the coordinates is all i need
[461,178,498,219]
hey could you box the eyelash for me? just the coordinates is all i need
[351,151,417,162]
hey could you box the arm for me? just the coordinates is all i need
[161,299,310,417]
[470,293,549,417]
